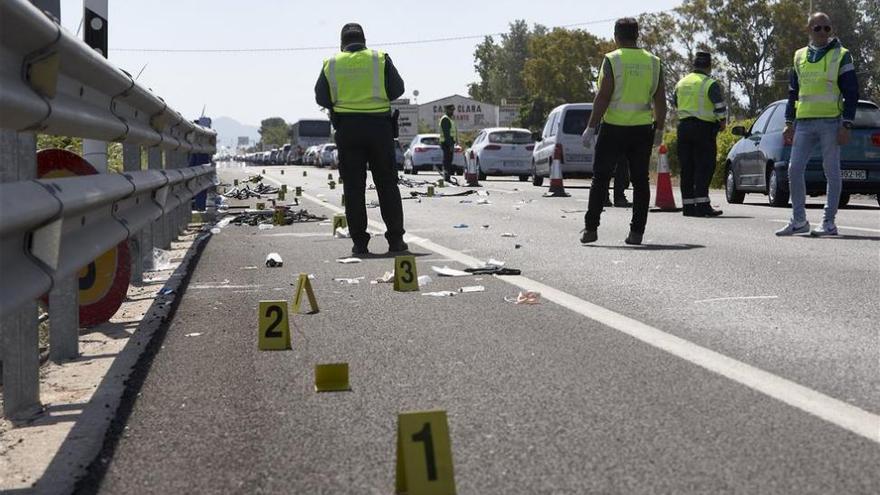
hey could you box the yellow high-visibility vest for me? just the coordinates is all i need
[794,46,847,119]
[439,114,457,144]
[675,72,720,123]
[602,48,661,126]
[323,49,390,114]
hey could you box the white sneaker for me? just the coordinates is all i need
[775,221,810,236]
[811,222,838,237]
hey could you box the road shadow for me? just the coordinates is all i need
[358,251,433,260]
[811,234,880,241]
[582,243,705,251]
[744,202,879,211]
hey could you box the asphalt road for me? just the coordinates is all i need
[79,162,880,494]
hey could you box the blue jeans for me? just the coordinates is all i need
[788,118,842,224]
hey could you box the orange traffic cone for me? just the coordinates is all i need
[544,145,569,197]
[653,144,678,211]
[464,152,481,187]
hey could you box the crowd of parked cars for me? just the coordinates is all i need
[227,99,878,207]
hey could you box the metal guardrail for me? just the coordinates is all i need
[0,0,218,420]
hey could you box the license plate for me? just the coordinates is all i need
[842,170,867,180]
[503,161,526,168]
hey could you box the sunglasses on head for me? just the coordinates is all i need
[812,25,831,32]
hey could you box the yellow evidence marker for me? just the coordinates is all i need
[396,410,456,495]
[256,202,266,210]
[292,273,319,314]
[427,185,435,197]
[329,181,336,190]
[394,255,419,292]
[332,214,348,233]
[314,363,351,392]
[303,170,308,177]
[257,301,291,351]
[273,208,285,225]
[328,173,334,180]
[295,186,302,197]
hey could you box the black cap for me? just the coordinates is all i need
[341,23,366,47]
[694,51,712,68]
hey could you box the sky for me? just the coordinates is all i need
[58,0,681,127]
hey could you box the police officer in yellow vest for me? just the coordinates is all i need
[439,104,458,182]
[776,12,860,237]
[673,51,727,217]
[315,23,408,254]
[581,18,667,245]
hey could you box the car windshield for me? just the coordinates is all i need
[420,137,440,146]
[562,109,591,135]
[854,104,880,128]
[488,131,532,144]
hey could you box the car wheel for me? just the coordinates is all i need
[838,192,850,208]
[725,166,745,204]
[767,167,789,207]
[531,161,544,187]
[518,175,529,182]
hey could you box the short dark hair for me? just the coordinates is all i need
[694,51,712,69]
[614,18,639,42]
[340,23,366,47]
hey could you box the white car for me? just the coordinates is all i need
[466,127,535,181]
[403,134,464,175]
[316,143,337,168]
[303,146,320,166]
[531,103,595,186]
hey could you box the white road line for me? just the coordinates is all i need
[262,173,880,443]
[694,295,779,303]
[260,232,332,238]
[769,219,880,234]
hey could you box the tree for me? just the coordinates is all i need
[258,117,289,148]
[519,28,605,130]
[468,21,546,105]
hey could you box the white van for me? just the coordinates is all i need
[531,103,595,186]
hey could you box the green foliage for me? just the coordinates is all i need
[467,21,545,105]
[660,118,755,189]
[258,117,290,148]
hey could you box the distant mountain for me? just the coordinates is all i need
[211,116,260,148]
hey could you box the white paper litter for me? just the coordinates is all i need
[185,333,203,337]
[477,190,490,196]
[459,285,485,293]
[336,257,362,264]
[333,276,364,285]
[216,217,234,228]
[486,258,505,267]
[149,248,175,271]
[258,223,275,230]
[417,275,433,287]
[371,271,395,284]
[476,198,491,205]
[500,233,517,238]
[431,266,470,277]
[422,291,456,297]
[334,227,351,238]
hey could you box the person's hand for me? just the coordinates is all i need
[837,126,851,145]
[582,127,596,148]
[783,124,795,144]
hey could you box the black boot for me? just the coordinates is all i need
[682,203,698,216]
[698,203,723,217]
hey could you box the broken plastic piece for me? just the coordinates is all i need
[453,224,469,228]
[431,266,470,277]
[335,227,351,238]
[505,291,541,304]
[459,286,485,293]
[500,233,517,238]
[417,275,432,287]
[336,257,362,264]
[265,253,283,267]
[258,223,275,230]
[422,291,456,297]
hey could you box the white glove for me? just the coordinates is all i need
[582,127,597,148]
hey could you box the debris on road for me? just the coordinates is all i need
[464,266,522,276]
[500,233,517,238]
[506,291,541,304]
[150,248,175,271]
[265,253,283,267]
[185,333,203,337]
[453,224,469,229]
[337,257,362,264]
[417,275,433,287]
[258,223,274,230]
[486,258,505,267]
[459,286,485,293]
[431,266,471,277]
[158,288,175,296]
[228,208,327,226]
[335,227,351,239]
[370,271,394,284]
[223,182,279,200]
[476,198,491,205]
[422,291,456,297]
[333,277,365,285]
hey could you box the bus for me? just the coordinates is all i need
[289,119,331,163]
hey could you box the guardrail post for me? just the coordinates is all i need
[0,130,42,419]
[146,147,163,260]
[123,143,144,284]
[48,275,79,362]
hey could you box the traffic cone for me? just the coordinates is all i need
[653,144,678,211]
[464,154,481,187]
[544,155,569,197]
